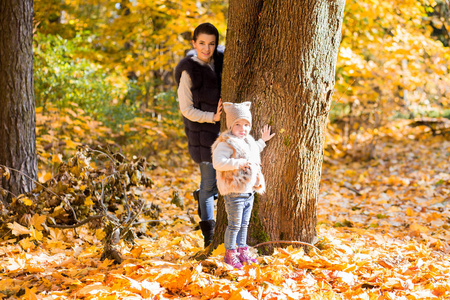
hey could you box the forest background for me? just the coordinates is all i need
[1,0,450,299]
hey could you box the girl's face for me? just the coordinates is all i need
[192,33,216,63]
[231,119,251,139]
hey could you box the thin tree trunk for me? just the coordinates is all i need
[213,0,345,250]
[0,0,38,203]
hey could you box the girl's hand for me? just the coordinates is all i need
[239,160,250,170]
[261,124,275,142]
[213,99,223,122]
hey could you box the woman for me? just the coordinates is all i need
[174,23,223,248]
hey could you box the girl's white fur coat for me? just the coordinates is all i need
[212,130,266,195]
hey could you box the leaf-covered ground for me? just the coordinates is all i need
[1,122,449,300]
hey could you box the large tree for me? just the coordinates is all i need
[213,0,345,249]
[0,0,37,203]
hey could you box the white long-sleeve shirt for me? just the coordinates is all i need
[177,57,216,124]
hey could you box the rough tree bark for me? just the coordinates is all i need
[0,0,38,203]
[213,0,345,250]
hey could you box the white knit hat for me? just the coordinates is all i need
[223,102,252,129]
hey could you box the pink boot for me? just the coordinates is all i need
[224,249,243,269]
[238,247,258,264]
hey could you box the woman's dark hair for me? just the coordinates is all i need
[192,23,223,79]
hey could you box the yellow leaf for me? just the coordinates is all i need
[344,169,356,176]
[19,237,35,250]
[98,258,114,269]
[65,139,78,149]
[73,125,83,134]
[229,289,257,300]
[21,197,33,206]
[131,246,143,258]
[406,207,415,216]
[30,214,47,231]
[31,228,43,241]
[5,257,25,272]
[95,228,106,241]
[51,206,66,218]
[23,287,38,300]
[169,236,182,246]
[50,228,65,241]
[7,222,31,235]
[77,283,111,297]
[70,166,80,176]
[52,154,63,164]
[211,243,226,257]
[115,204,124,215]
[85,195,94,206]
[26,264,44,273]
[409,222,428,234]
[43,172,52,182]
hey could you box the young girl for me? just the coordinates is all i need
[174,23,223,248]
[212,102,275,268]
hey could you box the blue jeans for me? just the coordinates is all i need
[224,193,254,250]
[199,162,218,221]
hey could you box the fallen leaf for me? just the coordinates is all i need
[7,222,31,236]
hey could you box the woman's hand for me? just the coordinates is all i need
[213,99,223,122]
[261,124,275,142]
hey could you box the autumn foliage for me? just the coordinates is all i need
[1,122,449,299]
[0,0,449,299]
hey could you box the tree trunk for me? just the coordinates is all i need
[213,0,345,250]
[0,0,38,203]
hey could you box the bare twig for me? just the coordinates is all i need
[123,182,132,224]
[86,147,116,164]
[98,175,118,211]
[253,240,321,252]
[47,214,104,229]
[0,229,12,241]
[120,199,146,239]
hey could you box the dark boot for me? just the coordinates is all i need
[193,189,201,217]
[199,220,215,248]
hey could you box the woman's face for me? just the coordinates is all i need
[192,33,216,63]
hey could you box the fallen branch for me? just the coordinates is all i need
[343,182,362,196]
[409,118,450,136]
[253,240,321,253]
[47,214,104,229]
[132,219,165,225]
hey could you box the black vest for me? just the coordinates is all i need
[175,55,223,163]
